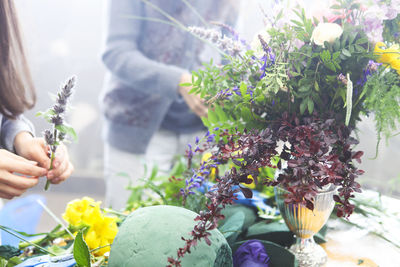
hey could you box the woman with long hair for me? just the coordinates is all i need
[0,0,73,199]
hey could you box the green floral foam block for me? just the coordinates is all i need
[108,205,232,267]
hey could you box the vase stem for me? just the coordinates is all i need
[290,236,328,267]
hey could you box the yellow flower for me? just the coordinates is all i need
[62,197,102,226]
[201,152,212,163]
[201,152,217,180]
[86,216,118,256]
[62,197,119,256]
[374,42,400,74]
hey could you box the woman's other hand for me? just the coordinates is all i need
[0,149,46,199]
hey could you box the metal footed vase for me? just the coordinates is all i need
[275,186,336,267]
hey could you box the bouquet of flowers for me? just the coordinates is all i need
[168,0,400,265]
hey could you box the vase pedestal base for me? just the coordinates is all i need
[290,238,327,267]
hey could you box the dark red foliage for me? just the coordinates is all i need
[168,113,364,266]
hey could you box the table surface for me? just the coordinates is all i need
[323,192,400,267]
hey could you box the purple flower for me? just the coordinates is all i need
[233,240,270,267]
[357,60,382,86]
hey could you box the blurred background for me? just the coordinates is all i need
[8,0,399,232]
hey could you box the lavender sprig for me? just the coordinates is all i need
[38,76,77,191]
[188,26,244,57]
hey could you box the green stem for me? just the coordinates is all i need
[0,225,56,255]
[45,129,58,191]
[44,152,55,191]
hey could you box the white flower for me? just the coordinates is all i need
[311,23,343,47]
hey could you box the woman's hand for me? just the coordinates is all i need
[14,132,74,184]
[178,73,208,118]
[0,149,46,199]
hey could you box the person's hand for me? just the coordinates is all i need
[14,132,74,184]
[0,149,46,199]
[178,73,208,118]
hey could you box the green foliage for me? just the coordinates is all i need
[362,69,400,142]
[0,247,20,261]
[124,157,208,213]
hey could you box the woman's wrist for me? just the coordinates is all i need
[14,131,33,156]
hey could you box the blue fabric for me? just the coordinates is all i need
[15,254,76,267]
[200,182,276,213]
[0,195,45,246]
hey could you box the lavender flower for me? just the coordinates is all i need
[188,26,244,57]
[40,76,77,191]
[258,35,276,79]
[356,60,382,86]
[43,130,54,147]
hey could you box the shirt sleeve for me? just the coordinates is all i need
[1,115,35,153]
[102,0,186,100]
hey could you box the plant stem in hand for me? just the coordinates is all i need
[45,129,57,191]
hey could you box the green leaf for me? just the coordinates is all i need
[201,116,210,127]
[241,106,252,122]
[298,86,310,92]
[314,81,320,92]
[55,124,78,142]
[7,256,23,266]
[149,165,158,181]
[240,82,247,96]
[179,82,192,87]
[300,98,307,114]
[207,109,219,124]
[307,98,314,114]
[355,37,368,44]
[214,105,228,122]
[0,258,7,267]
[218,211,245,245]
[341,48,351,57]
[48,245,67,256]
[73,230,91,267]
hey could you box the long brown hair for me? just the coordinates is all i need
[0,0,35,119]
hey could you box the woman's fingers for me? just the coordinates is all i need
[0,170,38,191]
[50,161,74,184]
[48,144,73,184]
[0,149,34,163]
[6,158,47,177]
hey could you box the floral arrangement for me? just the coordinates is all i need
[167,0,400,265]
